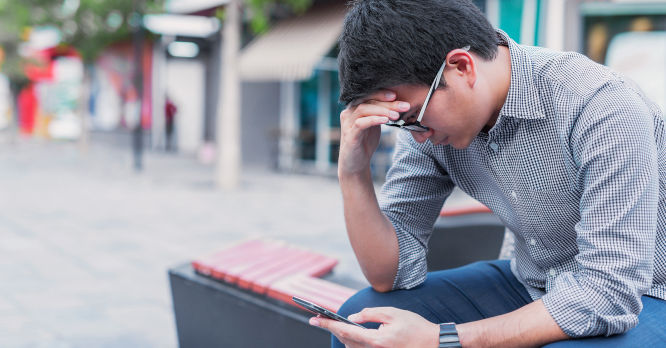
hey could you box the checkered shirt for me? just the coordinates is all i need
[378,30,666,338]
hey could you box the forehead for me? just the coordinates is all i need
[389,84,431,103]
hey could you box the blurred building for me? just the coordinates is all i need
[19,44,85,139]
[90,42,153,134]
[147,0,347,172]
[238,1,347,174]
[133,0,666,177]
[580,2,666,112]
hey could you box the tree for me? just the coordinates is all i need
[0,0,165,84]
[244,0,313,34]
[0,0,165,147]
[0,0,317,181]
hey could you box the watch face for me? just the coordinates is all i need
[439,323,458,335]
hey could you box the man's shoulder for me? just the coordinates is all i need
[525,46,619,101]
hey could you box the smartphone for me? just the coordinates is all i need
[292,296,365,328]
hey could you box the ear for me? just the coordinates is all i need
[446,48,476,88]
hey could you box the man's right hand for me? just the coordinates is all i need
[338,90,410,177]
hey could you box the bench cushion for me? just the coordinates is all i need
[192,239,349,311]
[268,274,358,312]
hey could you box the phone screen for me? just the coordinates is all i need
[292,296,365,328]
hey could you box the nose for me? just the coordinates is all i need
[410,129,433,143]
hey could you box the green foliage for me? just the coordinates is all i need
[0,0,164,82]
[0,0,314,83]
[246,0,314,34]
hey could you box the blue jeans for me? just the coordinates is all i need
[333,260,666,347]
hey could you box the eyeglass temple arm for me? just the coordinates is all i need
[416,61,446,122]
[416,45,470,123]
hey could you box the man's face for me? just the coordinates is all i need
[390,81,491,149]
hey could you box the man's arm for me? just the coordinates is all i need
[339,170,399,292]
[315,299,568,348]
[456,300,567,347]
[338,91,455,292]
[337,91,409,292]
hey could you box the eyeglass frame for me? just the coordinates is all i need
[385,45,471,132]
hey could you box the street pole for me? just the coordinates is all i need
[131,8,145,172]
[216,0,241,189]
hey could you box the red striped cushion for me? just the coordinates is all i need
[192,239,339,293]
[267,274,357,312]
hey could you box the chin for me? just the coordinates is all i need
[430,137,449,146]
[450,139,473,150]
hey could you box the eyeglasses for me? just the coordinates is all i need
[385,46,470,132]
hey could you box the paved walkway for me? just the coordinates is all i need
[0,132,476,347]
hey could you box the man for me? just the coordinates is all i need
[309,0,666,347]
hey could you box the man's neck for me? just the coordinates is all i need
[485,45,512,129]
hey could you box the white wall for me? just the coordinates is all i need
[166,58,206,153]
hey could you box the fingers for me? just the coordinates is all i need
[352,103,400,121]
[353,116,389,130]
[310,317,372,346]
[348,307,396,324]
[366,101,412,120]
[342,101,410,125]
[340,105,392,136]
[340,92,410,134]
[352,90,397,106]
[337,90,409,176]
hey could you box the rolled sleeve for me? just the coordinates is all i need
[542,83,658,337]
[378,131,454,290]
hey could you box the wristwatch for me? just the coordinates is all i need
[438,322,461,348]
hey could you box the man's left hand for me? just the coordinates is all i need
[310,307,440,348]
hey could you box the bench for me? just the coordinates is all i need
[169,204,508,347]
[170,239,360,348]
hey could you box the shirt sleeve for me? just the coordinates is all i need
[378,130,455,290]
[541,82,659,337]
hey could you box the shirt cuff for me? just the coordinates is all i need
[541,272,640,337]
[392,223,428,290]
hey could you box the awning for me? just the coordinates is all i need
[165,0,230,14]
[239,2,347,81]
[143,14,221,38]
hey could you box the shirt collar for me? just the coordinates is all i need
[496,29,546,120]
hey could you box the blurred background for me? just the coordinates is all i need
[0,0,664,347]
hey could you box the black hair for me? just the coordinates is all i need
[338,0,498,104]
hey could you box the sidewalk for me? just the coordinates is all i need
[0,133,476,347]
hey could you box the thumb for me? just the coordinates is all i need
[348,307,396,324]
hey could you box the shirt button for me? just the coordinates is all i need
[549,268,557,277]
[510,191,517,200]
[529,238,536,246]
[489,142,499,152]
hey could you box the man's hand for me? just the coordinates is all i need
[311,307,440,348]
[338,91,410,176]
[336,91,406,292]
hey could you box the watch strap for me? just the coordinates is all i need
[438,322,461,348]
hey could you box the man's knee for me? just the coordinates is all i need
[338,287,375,318]
[337,287,389,330]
